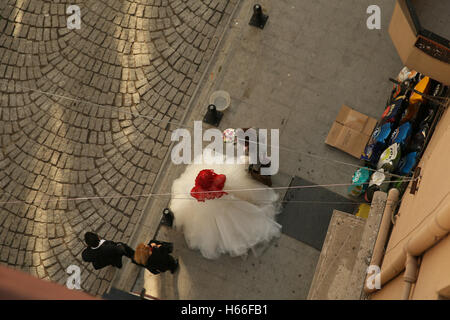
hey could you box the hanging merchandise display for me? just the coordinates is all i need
[398,76,431,126]
[389,122,412,148]
[397,151,419,176]
[377,143,402,172]
[399,102,421,125]
[348,167,371,197]
[380,95,407,125]
[357,66,448,203]
[407,122,429,154]
[361,122,392,165]
[389,67,418,102]
[364,169,388,202]
[409,76,431,105]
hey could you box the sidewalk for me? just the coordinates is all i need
[138,225,319,299]
[116,0,403,299]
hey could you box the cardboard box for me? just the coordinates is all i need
[325,105,377,158]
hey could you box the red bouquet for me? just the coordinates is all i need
[190,169,227,202]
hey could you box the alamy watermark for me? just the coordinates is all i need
[67,5,81,30]
[66,264,81,290]
[366,265,381,290]
[171,121,280,175]
[366,5,381,30]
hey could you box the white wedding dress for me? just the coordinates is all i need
[169,153,281,259]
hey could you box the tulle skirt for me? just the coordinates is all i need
[169,154,281,259]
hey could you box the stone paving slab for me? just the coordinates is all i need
[0,0,238,296]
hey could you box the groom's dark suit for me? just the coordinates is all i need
[82,240,134,270]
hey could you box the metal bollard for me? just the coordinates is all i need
[249,4,268,29]
[203,104,223,127]
[161,208,174,227]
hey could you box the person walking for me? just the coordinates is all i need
[81,232,135,270]
[134,240,179,275]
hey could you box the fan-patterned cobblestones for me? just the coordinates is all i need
[0,0,237,296]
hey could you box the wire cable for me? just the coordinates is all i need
[0,178,415,205]
[0,79,415,179]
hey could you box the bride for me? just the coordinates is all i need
[168,150,281,260]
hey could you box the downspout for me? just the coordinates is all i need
[367,197,450,297]
[402,254,418,300]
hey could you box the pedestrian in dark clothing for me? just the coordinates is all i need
[81,232,135,270]
[134,240,179,275]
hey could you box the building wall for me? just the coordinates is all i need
[413,235,450,299]
[371,102,450,299]
[371,271,406,300]
[389,0,450,86]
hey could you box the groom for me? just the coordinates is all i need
[81,232,135,270]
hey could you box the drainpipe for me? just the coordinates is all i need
[406,202,450,255]
[402,254,418,300]
[372,198,450,297]
[364,189,399,293]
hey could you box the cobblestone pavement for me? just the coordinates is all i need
[0,0,236,296]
